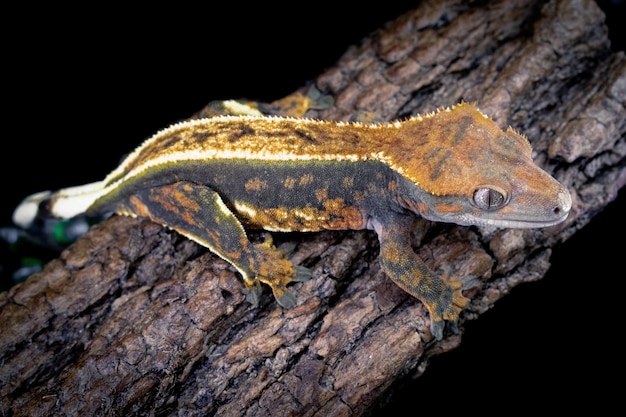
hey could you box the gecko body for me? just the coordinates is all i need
[13,102,571,339]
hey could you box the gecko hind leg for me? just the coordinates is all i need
[116,181,302,308]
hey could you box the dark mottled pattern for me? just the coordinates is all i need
[92,159,399,232]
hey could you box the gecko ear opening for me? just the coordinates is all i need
[473,187,507,211]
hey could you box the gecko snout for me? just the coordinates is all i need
[553,189,572,220]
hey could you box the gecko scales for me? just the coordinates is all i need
[13,102,571,339]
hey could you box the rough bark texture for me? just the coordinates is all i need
[1,0,624,416]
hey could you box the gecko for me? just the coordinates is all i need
[12,101,572,339]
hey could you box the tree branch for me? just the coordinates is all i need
[1,1,624,416]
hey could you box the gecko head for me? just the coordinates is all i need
[426,173,572,228]
[461,179,572,228]
[411,169,572,229]
[394,103,572,228]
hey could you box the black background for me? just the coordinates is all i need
[2,2,624,414]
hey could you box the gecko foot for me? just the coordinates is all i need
[250,237,306,308]
[423,272,469,340]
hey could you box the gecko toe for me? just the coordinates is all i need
[292,265,312,282]
[277,242,297,256]
[275,289,297,309]
[460,274,481,290]
[243,282,263,307]
[430,319,445,341]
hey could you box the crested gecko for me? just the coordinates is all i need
[13,101,571,339]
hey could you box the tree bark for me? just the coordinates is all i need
[1,1,624,416]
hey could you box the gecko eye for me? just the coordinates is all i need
[473,187,506,210]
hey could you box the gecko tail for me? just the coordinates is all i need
[12,190,53,228]
[13,181,106,229]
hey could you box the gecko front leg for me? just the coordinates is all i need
[113,181,307,308]
[371,214,468,339]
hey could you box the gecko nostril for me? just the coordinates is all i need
[553,207,561,215]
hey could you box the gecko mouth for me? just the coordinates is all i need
[475,213,569,229]
[476,189,572,229]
